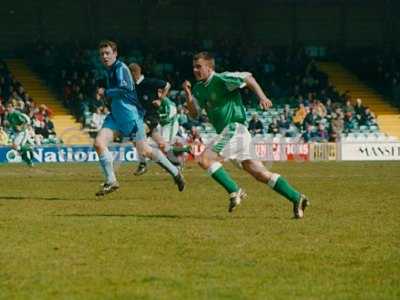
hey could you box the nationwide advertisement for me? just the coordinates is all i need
[0,144,138,164]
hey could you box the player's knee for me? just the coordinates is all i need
[138,147,151,158]
[198,153,211,170]
[136,143,152,158]
[93,139,106,153]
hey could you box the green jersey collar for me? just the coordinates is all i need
[202,71,215,87]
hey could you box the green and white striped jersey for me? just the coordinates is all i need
[158,97,177,126]
[192,71,250,134]
[6,111,30,132]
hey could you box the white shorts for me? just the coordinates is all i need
[160,118,179,143]
[208,122,256,162]
[13,129,32,147]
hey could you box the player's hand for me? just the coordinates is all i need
[259,97,273,110]
[182,80,192,95]
[152,99,161,107]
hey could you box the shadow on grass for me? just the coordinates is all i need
[52,213,262,220]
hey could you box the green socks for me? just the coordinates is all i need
[268,174,301,203]
[207,163,300,202]
[20,145,33,166]
[208,162,239,194]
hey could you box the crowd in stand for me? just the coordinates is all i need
[24,38,382,144]
[0,60,59,146]
[342,47,400,110]
[248,97,378,142]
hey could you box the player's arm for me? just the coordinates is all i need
[104,67,132,98]
[244,74,272,110]
[182,80,200,118]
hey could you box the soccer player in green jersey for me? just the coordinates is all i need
[153,95,190,169]
[182,52,309,218]
[153,96,179,143]
[5,103,34,167]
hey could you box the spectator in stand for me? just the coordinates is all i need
[34,104,52,122]
[301,124,315,143]
[343,99,355,114]
[32,113,45,137]
[314,123,329,142]
[282,104,293,122]
[0,126,9,145]
[278,114,291,136]
[313,100,327,118]
[267,118,279,135]
[292,103,307,129]
[344,111,358,133]
[331,110,344,135]
[360,107,378,127]
[303,107,321,128]
[248,113,264,136]
[354,98,365,123]
[42,116,56,138]
[324,98,334,116]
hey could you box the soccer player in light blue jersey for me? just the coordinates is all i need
[94,40,184,196]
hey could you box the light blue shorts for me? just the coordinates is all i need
[102,114,145,141]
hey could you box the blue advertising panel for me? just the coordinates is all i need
[0,144,138,164]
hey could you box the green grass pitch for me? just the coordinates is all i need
[0,161,399,299]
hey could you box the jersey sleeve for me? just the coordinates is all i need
[220,72,252,91]
[105,65,133,98]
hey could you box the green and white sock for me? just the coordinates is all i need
[268,173,301,203]
[208,162,239,194]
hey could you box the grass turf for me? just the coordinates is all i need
[0,161,399,299]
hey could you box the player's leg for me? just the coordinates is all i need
[241,159,309,218]
[133,119,185,191]
[94,127,119,196]
[198,123,247,212]
[153,125,189,169]
[134,140,148,176]
[198,148,240,193]
[13,129,33,167]
[134,120,153,176]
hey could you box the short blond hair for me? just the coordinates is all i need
[193,51,215,69]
